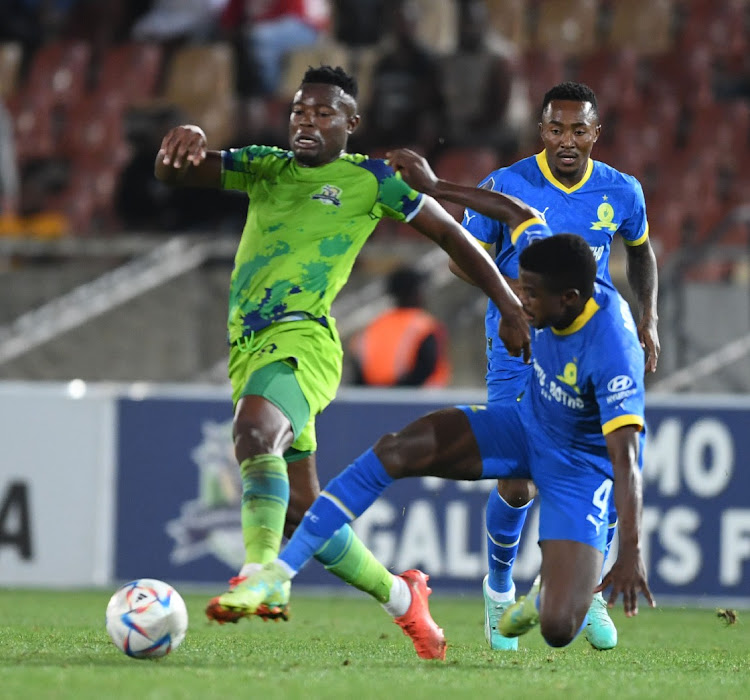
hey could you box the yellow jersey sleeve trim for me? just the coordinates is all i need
[623,222,650,247]
[535,151,594,193]
[602,415,644,435]
[552,297,600,335]
[477,239,493,251]
[510,217,544,245]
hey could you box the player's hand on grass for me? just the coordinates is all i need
[386,148,438,196]
[159,125,208,169]
[499,309,531,363]
[638,315,660,373]
[595,550,655,617]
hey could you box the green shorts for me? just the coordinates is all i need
[228,320,343,454]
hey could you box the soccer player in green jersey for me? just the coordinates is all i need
[155,65,530,660]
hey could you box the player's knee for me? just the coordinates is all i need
[539,613,579,648]
[233,417,277,458]
[497,479,537,507]
[372,432,416,478]
[539,602,588,648]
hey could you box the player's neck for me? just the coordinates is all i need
[551,163,588,188]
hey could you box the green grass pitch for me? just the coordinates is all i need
[0,588,748,699]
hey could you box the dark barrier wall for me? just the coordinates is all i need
[115,390,750,603]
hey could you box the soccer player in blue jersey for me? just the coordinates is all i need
[450,82,659,651]
[221,196,655,653]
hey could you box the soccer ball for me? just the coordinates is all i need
[105,578,188,659]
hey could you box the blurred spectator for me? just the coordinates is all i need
[442,0,531,155]
[349,266,451,387]
[132,0,230,43]
[221,0,331,96]
[332,0,386,47]
[0,99,20,221]
[114,107,246,233]
[353,0,447,157]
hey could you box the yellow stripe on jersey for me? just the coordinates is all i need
[511,217,545,245]
[623,222,650,246]
[535,152,594,193]
[552,296,600,335]
[602,414,644,435]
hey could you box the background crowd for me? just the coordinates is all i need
[0,0,747,280]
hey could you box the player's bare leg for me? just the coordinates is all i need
[501,539,603,647]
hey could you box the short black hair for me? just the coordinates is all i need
[387,266,424,306]
[541,81,598,120]
[519,234,596,299]
[301,65,358,99]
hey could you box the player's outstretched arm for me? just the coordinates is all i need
[408,197,530,362]
[596,425,655,616]
[154,125,222,188]
[387,148,539,231]
[625,241,660,373]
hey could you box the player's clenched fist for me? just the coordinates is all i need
[158,125,207,169]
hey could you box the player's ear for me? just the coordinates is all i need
[594,123,602,142]
[347,113,361,134]
[562,288,581,306]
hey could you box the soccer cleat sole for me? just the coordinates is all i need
[205,598,290,624]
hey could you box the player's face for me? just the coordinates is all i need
[539,100,601,185]
[289,83,360,166]
[518,269,571,329]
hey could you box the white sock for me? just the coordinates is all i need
[275,558,296,578]
[485,581,516,603]
[381,574,412,618]
[238,563,263,578]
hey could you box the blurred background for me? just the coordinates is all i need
[0,0,748,391]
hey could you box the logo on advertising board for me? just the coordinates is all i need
[165,419,244,570]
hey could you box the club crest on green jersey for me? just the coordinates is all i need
[312,184,342,207]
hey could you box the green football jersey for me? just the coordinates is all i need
[221,146,425,342]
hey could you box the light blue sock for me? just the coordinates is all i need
[279,448,393,574]
[486,488,533,593]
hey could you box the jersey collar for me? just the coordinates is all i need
[552,296,600,336]
[535,152,594,194]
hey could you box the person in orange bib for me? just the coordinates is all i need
[350,266,451,387]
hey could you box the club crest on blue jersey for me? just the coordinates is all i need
[556,360,581,395]
[312,184,342,207]
[590,199,619,231]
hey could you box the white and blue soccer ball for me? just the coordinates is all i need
[105,578,188,659]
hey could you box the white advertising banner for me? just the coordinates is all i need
[0,383,116,586]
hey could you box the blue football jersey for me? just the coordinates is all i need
[463,152,648,375]
[520,282,646,463]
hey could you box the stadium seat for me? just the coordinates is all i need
[153,43,237,148]
[534,0,601,56]
[22,40,91,110]
[485,0,530,48]
[278,41,351,100]
[412,0,459,55]
[520,48,567,106]
[7,90,57,164]
[434,146,499,221]
[607,0,675,54]
[61,92,129,168]
[96,42,164,103]
[0,42,22,99]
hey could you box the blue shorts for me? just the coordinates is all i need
[460,401,631,552]
[486,363,531,403]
